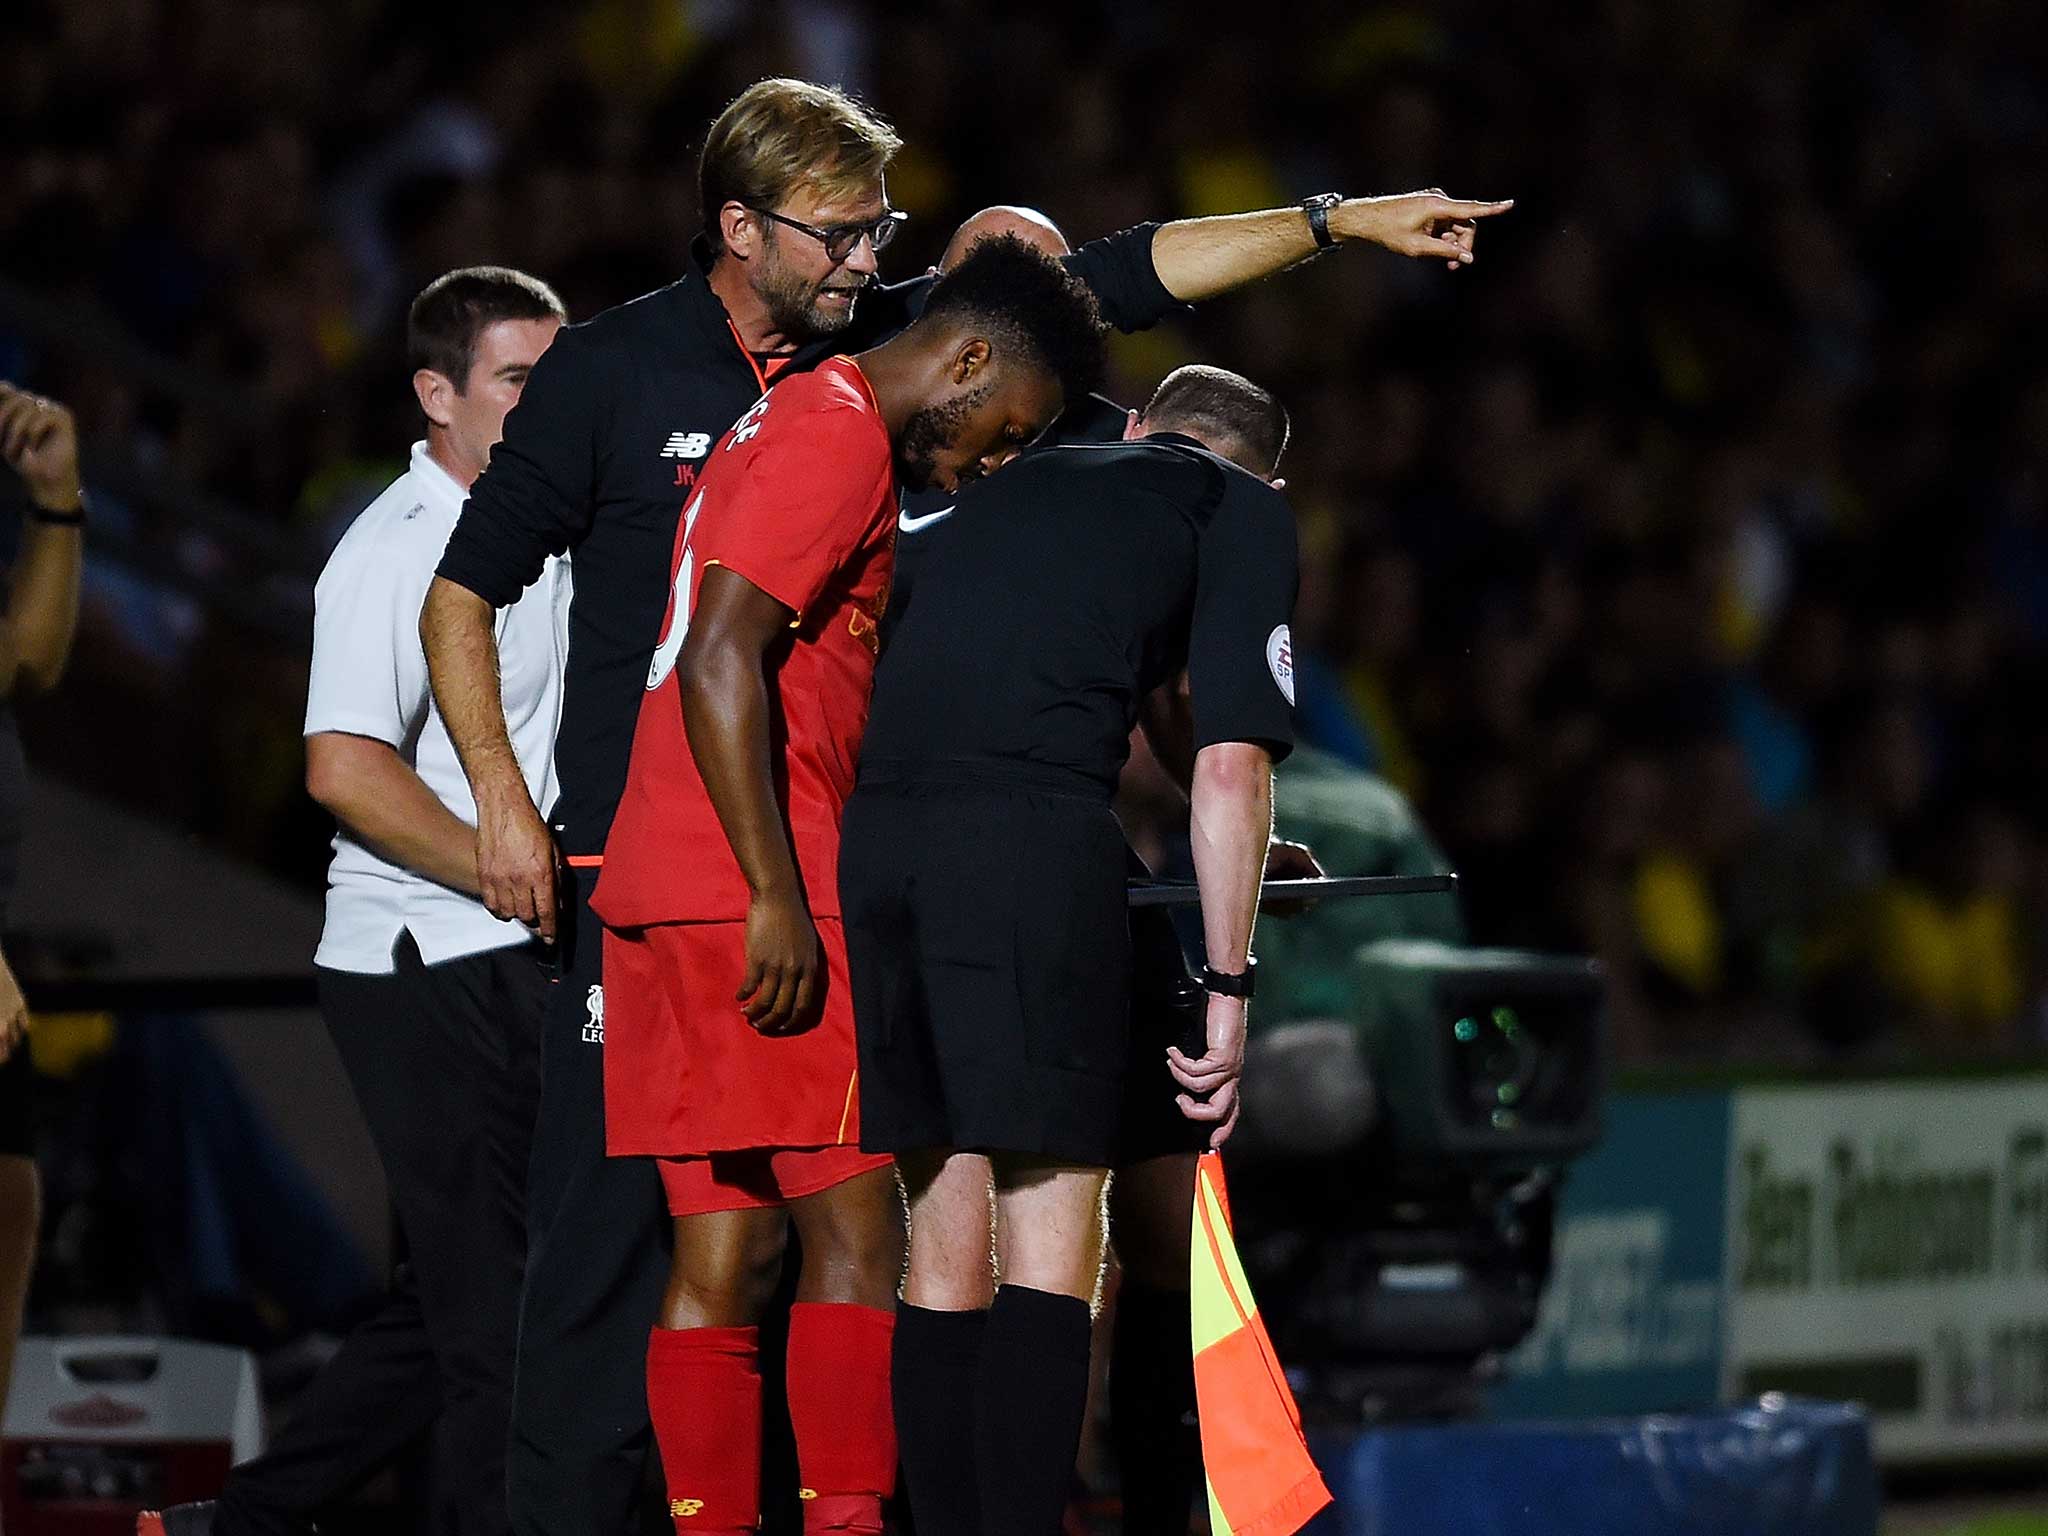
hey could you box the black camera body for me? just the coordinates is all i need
[1227,942,1606,1422]
[1354,940,1605,1167]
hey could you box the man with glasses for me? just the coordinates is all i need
[423,74,1507,1536]
[754,203,907,263]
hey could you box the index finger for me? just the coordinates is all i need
[1435,198,1514,219]
[534,863,559,943]
[1166,1052,1236,1096]
[738,954,768,1007]
[1166,1044,1234,1078]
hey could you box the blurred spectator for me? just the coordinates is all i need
[0,378,85,1421]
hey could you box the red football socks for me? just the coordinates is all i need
[646,1325,762,1534]
[785,1302,898,1534]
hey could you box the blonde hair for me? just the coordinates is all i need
[699,78,902,250]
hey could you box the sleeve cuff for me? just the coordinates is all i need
[1071,221,1190,333]
[701,558,807,627]
[1193,728,1295,764]
[434,544,526,610]
[303,713,408,750]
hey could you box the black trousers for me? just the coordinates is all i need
[506,866,670,1536]
[214,934,545,1536]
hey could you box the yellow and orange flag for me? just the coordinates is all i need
[1190,1151,1334,1536]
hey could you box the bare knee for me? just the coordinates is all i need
[662,1210,787,1329]
[790,1167,903,1309]
[991,1158,1109,1304]
[902,1152,996,1311]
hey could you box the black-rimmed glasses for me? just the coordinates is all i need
[748,206,908,263]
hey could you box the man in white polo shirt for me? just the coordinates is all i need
[142,266,567,1536]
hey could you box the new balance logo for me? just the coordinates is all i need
[583,984,605,1044]
[661,431,712,460]
[670,1497,704,1517]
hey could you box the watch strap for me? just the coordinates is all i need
[1201,960,1257,999]
[1302,193,1342,249]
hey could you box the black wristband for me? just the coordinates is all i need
[29,500,85,527]
[1201,959,1257,999]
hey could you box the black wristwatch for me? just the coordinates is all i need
[1201,959,1257,999]
[1301,193,1344,250]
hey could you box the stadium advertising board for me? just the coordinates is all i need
[1493,1091,1728,1418]
[1723,1077,2048,1463]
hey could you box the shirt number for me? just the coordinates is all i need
[728,393,772,447]
[646,490,706,690]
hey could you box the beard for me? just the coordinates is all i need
[896,381,993,492]
[755,232,866,340]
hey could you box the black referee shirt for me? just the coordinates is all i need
[861,432,1300,797]
[434,232,1177,857]
[882,390,1129,650]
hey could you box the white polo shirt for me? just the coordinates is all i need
[305,441,570,974]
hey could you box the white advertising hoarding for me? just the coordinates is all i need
[1725,1078,2048,1462]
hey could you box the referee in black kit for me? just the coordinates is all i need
[841,365,1299,1535]
[420,68,1506,1533]
[892,213,1319,1532]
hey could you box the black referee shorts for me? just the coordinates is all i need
[842,771,1131,1168]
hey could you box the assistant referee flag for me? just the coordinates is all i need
[1190,1152,1333,1536]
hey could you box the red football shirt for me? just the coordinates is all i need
[592,356,896,926]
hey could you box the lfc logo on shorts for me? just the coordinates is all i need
[583,984,605,1044]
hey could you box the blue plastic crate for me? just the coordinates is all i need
[1305,1397,1878,1536]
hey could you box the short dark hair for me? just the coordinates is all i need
[919,234,1105,401]
[407,266,566,390]
[1140,365,1292,478]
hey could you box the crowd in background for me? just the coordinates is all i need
[4,0,2047,1064]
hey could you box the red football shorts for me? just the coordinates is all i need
[602,917,885,1169]
[655,1144,891,1216]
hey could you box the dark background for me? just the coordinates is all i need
[5,0,2048,1071]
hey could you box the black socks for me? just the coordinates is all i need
[1110,1283,1201,1535]
[897,1286,1095,1535]
[894,1302,989,1534]
[975,1285,1092,1536]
